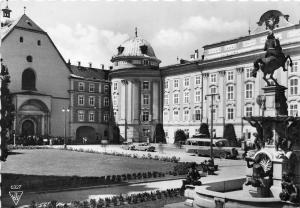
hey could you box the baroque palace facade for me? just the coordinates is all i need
[111,10,300,143]
[1,7,300,144]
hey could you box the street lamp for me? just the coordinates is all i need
[62,107,70,148]
[205,93,220,165]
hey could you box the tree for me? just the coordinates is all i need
[112,124,120,144]
[223,123,237,146]
[0,61,15,161]
[174,129,187,144]
[153,123,166,143]
[199,123,210,137]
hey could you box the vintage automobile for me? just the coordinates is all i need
[185,138,239,159]
[121,141,135,150]
[134,143,156,152]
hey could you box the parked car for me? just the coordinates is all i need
[134,143,155,152]
[185,138,239,159]
[121,141,135,150]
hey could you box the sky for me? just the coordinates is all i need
[5,0,300,68]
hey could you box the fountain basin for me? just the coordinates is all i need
[184,177,298,208]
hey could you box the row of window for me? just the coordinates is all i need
[164,83,254,105]
[163,106,253,121]
[19,36,41,46]
[113,81,150,91]
[164,68,256,89]
[77,110,109,122]
[77,95,109,107]
[114,59,158,67]
[78,82,109,93]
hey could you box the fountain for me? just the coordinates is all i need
[183,14,300,208]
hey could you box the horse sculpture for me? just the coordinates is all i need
[251,31,293,86]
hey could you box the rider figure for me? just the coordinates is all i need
[264,30,286,71]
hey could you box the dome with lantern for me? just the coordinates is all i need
[111,29,161,70]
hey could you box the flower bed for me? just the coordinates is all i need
[63,147,180,163]
[31,188,184,208]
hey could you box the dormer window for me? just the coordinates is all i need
[37,40,41,46]
[143,59,149,65]
[117,46,124,55]
[20,36,23,43]
[26,20,32,27]
[140,45,148,54]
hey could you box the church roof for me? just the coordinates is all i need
[69,65,109,81]
[1,14,46,41]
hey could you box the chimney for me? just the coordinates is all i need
[201,55,205,60]
[67,59,71,65]
[101,64,104,70]
[109,66,113,70]
[78,61,81,67]
[89,62,92,68]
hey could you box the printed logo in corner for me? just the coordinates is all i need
[9,185,23,206]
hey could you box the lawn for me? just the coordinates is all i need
[2,149,175,177]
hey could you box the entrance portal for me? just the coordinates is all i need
[76,126,96,144]
[22,120,35,136]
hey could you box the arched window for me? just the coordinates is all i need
[22,69,36,90]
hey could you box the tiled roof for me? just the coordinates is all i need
[69,65,108,81]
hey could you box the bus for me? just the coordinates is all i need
[185,138,239,159]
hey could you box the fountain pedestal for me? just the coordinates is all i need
[262,85,288,117]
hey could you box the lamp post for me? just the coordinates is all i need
[205,93,220,165]
[62,107,70,148]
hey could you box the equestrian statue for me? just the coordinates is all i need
[251,24,293,86]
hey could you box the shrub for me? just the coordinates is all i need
[223,123,237,146]
[173,162,198,175]
[199,123,210,137]
[174,129,187,144]
[153,123,166,143]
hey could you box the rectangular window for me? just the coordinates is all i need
[89,84,95,92]
[163,111,169,121]
[184,77,190,87]
[104,85,109,93]
[104,97,109,106]
[164,80,169,89]
[104,113,109,122]
[184,110,189,121]
[113,95,118,106]
[245,68,252,79]
[164,94,169,105]
[184,92,189,104]
[289,104,298,116]
[195,109,201,121]
[291,61,298,73]
[246,106,253,117]
[210,74,217,83]
[142,128,150,137]
[227,71,234,81]
[227,108,234,120]
[142,81,150,90]
[195,90,201,103]
[143,94,150,105]
[165,130,168,138]
[174,79,179,88]
[79,82,85,91]
[89,96,95,106]
[78,110,85,122]
[142,111,149,122]
[227,85,234,100]
[78,95,84,106]
[245,83,253,99]
[89,111,95,122]
[195,76,201,85]
[173,93,179,104]
[290,78,298,95]
[211,87,217,94]
[173,110,179,121]
[113,82,118,91]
